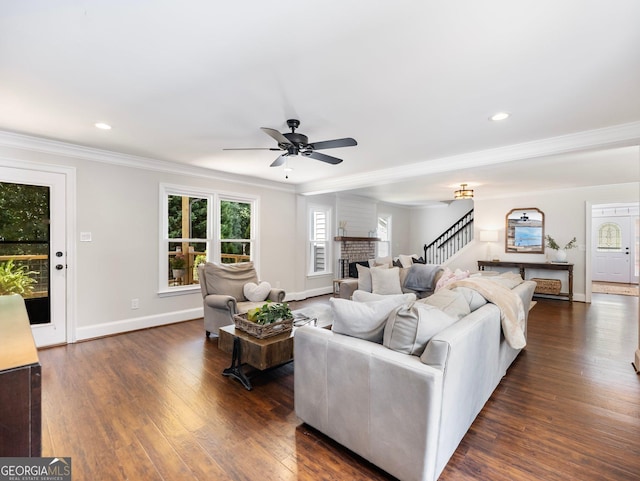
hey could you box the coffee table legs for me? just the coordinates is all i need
[222,337,253,391]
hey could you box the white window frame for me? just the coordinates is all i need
[159,184,259,296]
[307,204,332,277]
[218,194,258,266]
[376,215,392,258]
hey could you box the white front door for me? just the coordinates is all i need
[0,167,67,346]
[592,216,636,283]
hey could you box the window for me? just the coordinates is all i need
[597,222,622,251]
[308,205,332,276]
[161,185,257,293]
[219,197,253,264]
[377,215,391,258]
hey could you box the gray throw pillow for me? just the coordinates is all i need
[384,302,457,356]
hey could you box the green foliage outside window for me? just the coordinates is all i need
[0,182,49,256]
[220,200,251,255]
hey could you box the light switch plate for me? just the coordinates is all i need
[80,232,92,242]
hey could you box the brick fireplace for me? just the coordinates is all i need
[335,236,380,278]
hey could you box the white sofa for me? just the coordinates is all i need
[294,279,536,481]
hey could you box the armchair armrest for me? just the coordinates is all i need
[204,294,238,313]
[267,288,286,302]
[338,279,358,299]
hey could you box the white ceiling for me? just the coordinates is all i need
[1,1,639,205]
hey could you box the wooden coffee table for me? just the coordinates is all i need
[218,325,296,390]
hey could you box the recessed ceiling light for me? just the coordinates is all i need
[489,112,510,121]
[94,122,112,130]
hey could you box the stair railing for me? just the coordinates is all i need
[423,209,474,264]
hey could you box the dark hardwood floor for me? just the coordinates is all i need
[39,294,640,481]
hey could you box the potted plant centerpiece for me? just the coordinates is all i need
[170,252,186,279]
[236,301,293,338]
[545,235,577,263]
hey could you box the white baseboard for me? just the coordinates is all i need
[74,307,204,342]
[285,286,333,302]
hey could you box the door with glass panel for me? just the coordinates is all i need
[0,167,67,346]
[592,216,637,283]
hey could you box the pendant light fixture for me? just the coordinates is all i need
[454,183,474,199]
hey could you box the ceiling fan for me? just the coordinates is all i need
[224,119,357,167]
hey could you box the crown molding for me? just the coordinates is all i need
[0,130,296,194]
[296,121,640,196]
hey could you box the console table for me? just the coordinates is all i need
[0,296,42,457]
[477,260,573,302]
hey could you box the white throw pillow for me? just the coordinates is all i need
[384,302,458,355]
[399,254,418,268]
[356,264,372,292]
[371,266,402,295]
[330,296,410,343]
[243,281,271,302]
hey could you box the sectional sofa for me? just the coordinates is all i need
[294,276,536,481]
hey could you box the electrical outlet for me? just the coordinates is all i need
[131,298,139,310]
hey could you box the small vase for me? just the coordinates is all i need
[554,249,567,262]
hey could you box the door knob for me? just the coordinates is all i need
[55,264,64,270]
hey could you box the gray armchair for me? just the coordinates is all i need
[197,261,286,338]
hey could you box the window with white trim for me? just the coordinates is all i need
[308,205,332,276]
[160,185,257,292]
[377,215,391,258]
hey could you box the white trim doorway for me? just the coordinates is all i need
[0,158,76,346]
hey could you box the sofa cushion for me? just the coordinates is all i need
[204,261,258,302]
[419,288,470,320]
[243,281,271,302]
[330,296,409,343]
[371,266,402,295]
[383,302,458,355]
[352,290,416,303]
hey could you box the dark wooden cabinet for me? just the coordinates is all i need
[0,295,42,457]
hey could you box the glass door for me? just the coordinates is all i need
[0,167,67,346]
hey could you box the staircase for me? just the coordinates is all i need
[423,209,474,264]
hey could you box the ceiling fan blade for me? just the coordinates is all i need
[223,147,282,151]
[270,154,288,167]
[261,127,292,146]
[305,151,343,165]
[309,138,357,150]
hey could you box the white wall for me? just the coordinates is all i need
[462,182,640,301]
[409,199,474,258]
[0,142,297,340]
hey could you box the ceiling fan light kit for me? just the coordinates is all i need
[454,183,474,199]
[225,119,357,176]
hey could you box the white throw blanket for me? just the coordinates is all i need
[443,274,527,349]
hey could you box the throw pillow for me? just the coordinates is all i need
[352,290,416,303]
[383,302,457,356]
[356,264,372,292]
[243,281,271,302]
[398,254,418,268]
[451,286,487,311]
[330,296,411,343]
[371,266,402,295]
[434,267,470,291]
[418,289,470,320]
